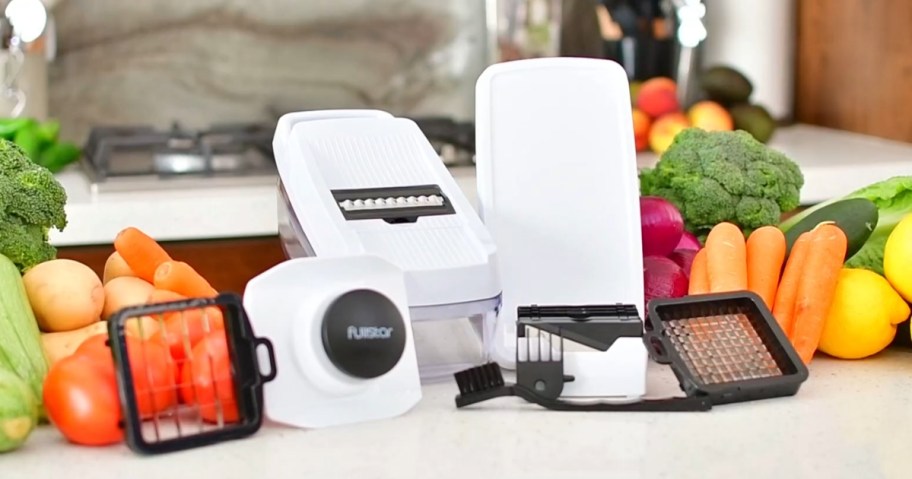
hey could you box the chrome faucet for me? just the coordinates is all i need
[0,0,49,117]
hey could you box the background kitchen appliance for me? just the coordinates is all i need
[560,0,707,106]
[243,255,422,429]
[79,122,278,193]
[474,56,647,402]
[272,109,501,382]
[700,0,795,120]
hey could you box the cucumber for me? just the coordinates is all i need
[782,198,878,260]
[0,365,38,452]
[0,254,49,420]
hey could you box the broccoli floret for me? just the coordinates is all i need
[639,128,804,237]
[0,139,68,272]
[0,216,57,271]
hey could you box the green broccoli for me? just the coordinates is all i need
[639,128,804,238]
[0,139,68,272]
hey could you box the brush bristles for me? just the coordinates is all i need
[454,362,504,395]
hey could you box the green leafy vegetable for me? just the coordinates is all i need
[639,128,805,238]
[0,118,33,141]
[0,118,80,172]
[0,139,68,273]
[780,176,912,275]
[12,124,41,161]
[36,120,60,144]
[36,143,81,173]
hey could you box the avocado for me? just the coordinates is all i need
[699,66,753,105]
[730,103,776,143]
[629,81,642,106]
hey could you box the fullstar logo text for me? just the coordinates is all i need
[347,326,394,340]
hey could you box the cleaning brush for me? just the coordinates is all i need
[454,362,515,407]
[454,362,711,411]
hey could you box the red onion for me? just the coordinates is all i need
[676,230,702,251]
[643,256,689,308]
[640,196,684,257]
[668,249,698,279]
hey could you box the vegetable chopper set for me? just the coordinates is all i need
[458,58,806,412]
[111,57,809,455]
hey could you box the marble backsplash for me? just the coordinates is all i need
[47,0,492,143]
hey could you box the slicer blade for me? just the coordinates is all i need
[272,110,502,381]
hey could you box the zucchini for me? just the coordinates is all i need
[0,365,38,452]
[781,198,879,260]
[0,254,49,420]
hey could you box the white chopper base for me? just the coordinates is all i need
[243,255,422,429]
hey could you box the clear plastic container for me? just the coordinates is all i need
[276,181,499,383]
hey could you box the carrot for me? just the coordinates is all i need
[790,223,848,364]
[153,261,218,298]
[746,226,787,309]
[147,289,186,303]
[145,286,224,360]
[114,227,172,283]
[772,232,812,336]
[704,222,747,293]
[688,248,710,294]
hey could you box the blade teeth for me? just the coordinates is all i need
[338,194,446,211]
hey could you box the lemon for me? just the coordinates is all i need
[884,213,912,302]
[817,268,911,359]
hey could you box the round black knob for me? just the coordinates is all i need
[320,289,407,379]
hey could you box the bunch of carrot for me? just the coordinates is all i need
[112,226,226,352]
[688,221,847,364]
[114,227,218,298]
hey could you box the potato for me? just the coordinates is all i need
[23,259,105,332]
[40,321,109,366]
[103,276,155,320]
[103,251,135,284]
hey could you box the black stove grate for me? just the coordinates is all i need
[81,122,277,181]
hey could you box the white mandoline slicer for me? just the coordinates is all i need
[272,109,501,381]
[243,254,422,428]
[474,57,647,401]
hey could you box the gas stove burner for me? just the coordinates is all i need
[410,117,475,166]
[81,122,279,193]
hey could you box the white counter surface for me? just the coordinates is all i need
[48,124,912,247]
[6,350,912,478]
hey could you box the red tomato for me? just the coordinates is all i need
[152,307,225,365]
[74,334,116,375]
[179,329,238,423]
[75,333,178,418]
[43,354,124,446]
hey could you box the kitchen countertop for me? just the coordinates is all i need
[48,124,912,247]
[6,350,912,478]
